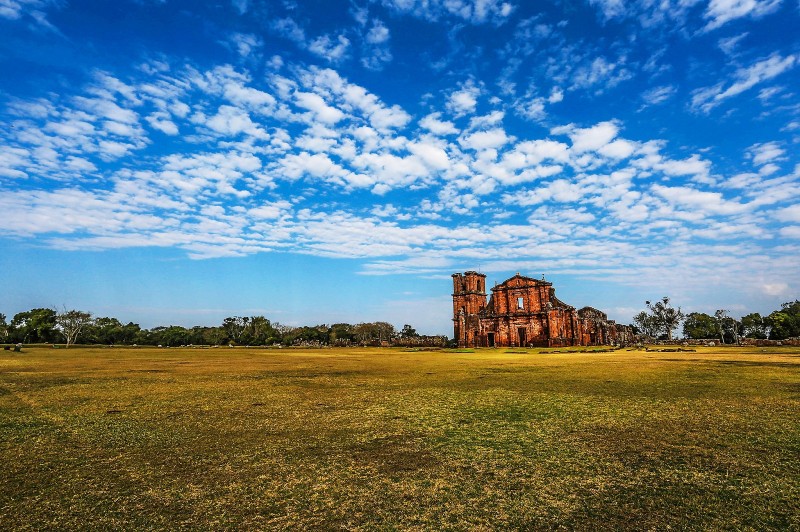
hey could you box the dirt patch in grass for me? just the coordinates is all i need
[351,434,438,474]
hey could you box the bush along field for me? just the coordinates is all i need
[1,346,799,530]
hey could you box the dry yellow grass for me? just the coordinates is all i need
[1,345,799,529]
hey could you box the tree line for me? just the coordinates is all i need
[4,298,798,348]
[0,308,431,348]
[632,298,800,343]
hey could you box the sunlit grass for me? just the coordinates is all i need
[1,346,798,529]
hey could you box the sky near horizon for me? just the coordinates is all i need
[1,0,798,335]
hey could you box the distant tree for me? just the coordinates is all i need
[148,325,190,347]
[328,323,355,345]
[765,301,800,340]
[55,309,93,348]
[682,312,717,339]
[352,322,396,344]
[0,313,8,342]
[11,308,57,343]
[222,316,250,345]
[184,326,220,346]
[291,325,328,345]
[400,324,419,338]
[375,322,396,342]
[740,313,768,339]
[249,316,278,345]
[118,322,142,344]
[632,311,658,339]
[643,297,685,341]
[90,317,124,344]
[272,322,297,345]
[713,309,740,344]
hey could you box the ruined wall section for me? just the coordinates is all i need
[489,274,551,315]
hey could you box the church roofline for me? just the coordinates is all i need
[454,270,486,277]
[491,273,552,290]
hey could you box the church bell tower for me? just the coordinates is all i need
[452,271,487,347]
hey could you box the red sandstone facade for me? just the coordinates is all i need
[452,271,633,348]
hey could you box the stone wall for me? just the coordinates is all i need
[740,337,800,346]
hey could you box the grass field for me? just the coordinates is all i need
[1,345,799,530]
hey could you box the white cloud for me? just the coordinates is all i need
[146,112,179,135]
[692,53,797,113]
[308,34,351,62]
[231,0,248,14]
[228,32,263,58]
[588,0,704,28]
[276,151,348,181]
[514,96,546,121]
[380,0,515,24]
[747,141,786,166]
[548,87,563,104]
[420,113,458,135]
[570,56,632,93]
[718,32,749,55]
[588,0,627,20]
[460,128,509,150]
[775,205,800,222]
[0,0,59,29]
[554,120,619,153]
[762,282,789,296]
[408,142,450,169]
[447,84,480,116]
[704,0,783,31]
[271,17,306,44]
[658,154,712,179]
[365,19,390,44]
[651,184,749,215]
[294,91,346,124]
[203,105,264,137]
[361,19,393,70]
[598,139,636,159]
[249,201,292,219]
[641,85,676,107]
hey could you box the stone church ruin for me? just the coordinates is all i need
[452,271,633,348]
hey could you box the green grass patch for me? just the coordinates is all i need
[1,346,799,529]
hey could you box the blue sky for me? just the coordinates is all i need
[1,0,798,335]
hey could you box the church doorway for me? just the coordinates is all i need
[487,333,495,347]
[517,328,527,347]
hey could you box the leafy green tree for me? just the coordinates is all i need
[186,326,218,346]
[273,322,297,345]
[639,298,684,340]
[91,317,121,344]
[740,313,768,339]
[249,316,278,345]
[400,324,419,338]
[118,322,142,344]
[11,308,57,343]
[683,312,717,339]
[148,326,190,347]
[353,322,396,344]
[632,311,659,338]
[0,313,8,342]
[222,316,250,345]
[328,323,355,345]
[55,309,93,347]
[293,325,329,344]
[713,309,740,344]
[765,301,800,340]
